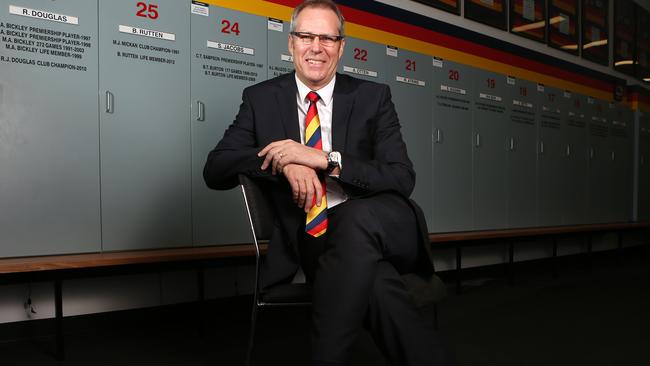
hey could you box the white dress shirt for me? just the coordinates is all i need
[295,74,348,209]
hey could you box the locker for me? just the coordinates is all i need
[506,78,538,228]
[0,0,100,256]
[471,69,508,230]
[608,102,633,222]
[537,84,565,227]
[98,0,191,250]
[585,97,611,223]
[431,59,473,232]
[564,91,589,224]
[191,6,268,245]
[386,47,433,227]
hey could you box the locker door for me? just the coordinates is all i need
[586,97,611,223]
[387,48,433,227]
[432,59,473,232]
[608,103,633,222]
[564,91,589,224]
[338,37,388,83]
[267,17,293,80]
[506,78,538,228]
[99,0,191,250]
[472,69,508,230]
[0,0,100,257]
[639,113,650,220]
[191,6,268,245]
[537,84,565,227]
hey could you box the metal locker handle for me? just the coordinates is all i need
[475,133,481,147]
[509,137,515,151]
[540,140,544,154]
[434,128,442,143]
[590,147,594,159]
[105,91,114,113]
[197,101,205,121]
[611,151,615,161]
[566,144,571,157]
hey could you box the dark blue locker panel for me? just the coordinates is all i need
[0,0,100,257]
[99,0,191,250]
[608,103,633,222]
[506,77,538,228]
[191,6,268,245]
[386,48,433,227]
[431,59,473,232]
[537,84,565,227]
[471,69,508,230]
[586,97,611,223]
[338,37,388,83]
[564,91,589,224]
[267,18,293,79]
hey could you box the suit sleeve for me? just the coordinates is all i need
[338,84,416,198]
[203,88,279,191]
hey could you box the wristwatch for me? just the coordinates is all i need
[326,151,342,174]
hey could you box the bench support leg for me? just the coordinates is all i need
[54,279,64,361]
[455,245,462,295]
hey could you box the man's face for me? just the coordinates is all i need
[288,6,345,90]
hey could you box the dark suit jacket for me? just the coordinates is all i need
[204,72,434,289]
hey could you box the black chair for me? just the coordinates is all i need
[239,174,447,366]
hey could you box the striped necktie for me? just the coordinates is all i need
[304,91,328,237]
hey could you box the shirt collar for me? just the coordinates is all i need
[295,74,336,107]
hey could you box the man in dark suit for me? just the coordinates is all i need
[204,1,454,365]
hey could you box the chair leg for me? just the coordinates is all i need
[245,303,259,366]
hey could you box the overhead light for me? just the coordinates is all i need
[561,44,579,50]
[583,39,608,49]
[615,60,635,66]
[512,20,546,32]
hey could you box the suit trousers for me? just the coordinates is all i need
[298,192,454,366]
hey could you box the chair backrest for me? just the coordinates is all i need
[239,174,275,242]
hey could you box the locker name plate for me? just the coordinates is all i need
[207,40,254,55]
[440,84,466,95]
[479,93,502,102]
[343,66,377,77]
[119,25,175,41]
[191,2,209,17]
[512,99,533,108]
[396,76,425,87]
[281,54,293,62]
[9,5,78,25]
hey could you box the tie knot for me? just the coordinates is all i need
[307,91,320,103]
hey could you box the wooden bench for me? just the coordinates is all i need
[429,222,650,294]
[0,244,267,361]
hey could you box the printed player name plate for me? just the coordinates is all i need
[281,54,293,62]
[440,84,466,95]
[9,5,78,25]
[119,25,175,41]
[513,99,533,108]
[396,76,425,86]
[207,40,254,55]
[343,66,377,77]
[479,93,502,102]
[432,57,443,68]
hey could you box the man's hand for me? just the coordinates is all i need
[258,139,328,175]
[282,164,324,213]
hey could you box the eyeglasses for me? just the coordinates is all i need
[290,31,344,47]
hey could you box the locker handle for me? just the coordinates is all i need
[509,137,515,151]
[436,129,442,143]
[590,147,594,159]
[475,133,481,148]
[105,91,114,114]
[611,151,615,161]
[196,101,205,121]
[540,140,544,155]
[566,144,571,157]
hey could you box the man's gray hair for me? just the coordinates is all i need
[289,0,345,37]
